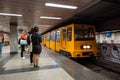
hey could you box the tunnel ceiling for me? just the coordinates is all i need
[49,0,120,33]
[0,0,120,34]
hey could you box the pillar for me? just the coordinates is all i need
[10,22,18,54]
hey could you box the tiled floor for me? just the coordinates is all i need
[0,46,10,61]
[0,46,74,80]
[0,68,74,80]
[0,46,110,80]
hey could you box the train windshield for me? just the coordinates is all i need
[74,26,95,40]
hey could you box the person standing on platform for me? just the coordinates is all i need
[31,26,42,67]
[20,31,27,59]
[0,32,4,56]
[27,28,34,64]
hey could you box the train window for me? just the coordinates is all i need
[46,33,50,41]
[50,32,55,41]
[63,29,67,41]
[56,30,60,42]
[74,26,95,40]
[67,27,72,41]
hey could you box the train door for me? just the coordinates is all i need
[55,29,61,52]
[50,31,56,50]
[66,27,73,51]
[46,33,50,48]
[61,28,67,51]
[60,26,73,57]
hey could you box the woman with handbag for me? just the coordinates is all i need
[20,31,27,59]
[31,26,42,67]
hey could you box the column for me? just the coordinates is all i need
[10,22,18,54]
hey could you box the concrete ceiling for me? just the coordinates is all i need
[49,0,120,33]
[0,0,120,34]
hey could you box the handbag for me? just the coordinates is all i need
[25,46,29,54]
[20,40,27,45]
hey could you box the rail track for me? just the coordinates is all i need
[73,58,120,80]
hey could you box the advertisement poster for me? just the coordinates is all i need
[100,44,120,64]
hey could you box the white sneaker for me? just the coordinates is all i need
[22,57,25,59]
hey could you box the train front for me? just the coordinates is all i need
[72,25,99,58]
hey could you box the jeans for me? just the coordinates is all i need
[21,45,25,57]
[0,42,2,55]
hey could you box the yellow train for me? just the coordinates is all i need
[43,24,99,58]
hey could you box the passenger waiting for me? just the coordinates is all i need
[19,31,27,59]
[27,28,34,64]
[31,26,42,67]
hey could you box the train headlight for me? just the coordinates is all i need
[83,45,87,49]
[81,45,92,49]
[86,45,91,49]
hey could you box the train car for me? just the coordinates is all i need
[44,23,99,58]
[59,24,99,58]
[49,30,56,51]
[45,32,50,48]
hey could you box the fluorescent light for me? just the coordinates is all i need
[38,25,51,27]
[40,16,61,20]
[0,13,22,17]
[45,3,78,9]
[36,11,41,12]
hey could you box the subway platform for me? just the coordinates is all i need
[0,46,109,80]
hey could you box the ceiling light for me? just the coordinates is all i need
[36,11,41,12]
[40,16,61,20]
[0,13,22,17]
[45,3,78,9]
[38,25,51,27]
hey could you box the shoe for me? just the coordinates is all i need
[30,63,33,65]
[34,65,36,67]
[36,65,39,67]
[33,65,39,67]
[22,57,25,59]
